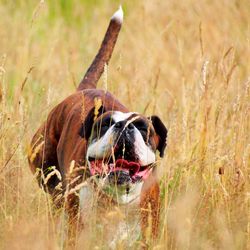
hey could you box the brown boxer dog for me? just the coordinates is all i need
[28,6,167,247]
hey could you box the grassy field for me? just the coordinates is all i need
[0,0,249,249]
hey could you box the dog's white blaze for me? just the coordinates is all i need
[111,5,123,24]
[87,126,115,159]
[134,127,156,166]
[112,111,136,123]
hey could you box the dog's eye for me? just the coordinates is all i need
[133,120,148,133]
[100,117,115,129]
[102,123,110,129]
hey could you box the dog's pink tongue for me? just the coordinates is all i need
[90,160,103,175]
[115,159,140,176]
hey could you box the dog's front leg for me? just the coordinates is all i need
[140,173,160,247]
[65,193,80,248]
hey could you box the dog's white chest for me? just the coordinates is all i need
[79,184,141,248]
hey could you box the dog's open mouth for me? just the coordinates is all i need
[88,157,152,183]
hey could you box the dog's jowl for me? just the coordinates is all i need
[28,6,167,247]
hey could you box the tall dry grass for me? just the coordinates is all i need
[0,0,249,249]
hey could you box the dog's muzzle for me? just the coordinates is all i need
[88,158,153,185]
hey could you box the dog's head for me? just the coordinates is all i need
[79,105,167,204]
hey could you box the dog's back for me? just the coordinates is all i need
[28,7,165,245]
[28,7,124,203]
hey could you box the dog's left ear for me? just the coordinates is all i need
[79,105,106,140]
[149,116,168,158]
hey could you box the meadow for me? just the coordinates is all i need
[0,0,249,249]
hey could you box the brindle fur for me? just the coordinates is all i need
[28,7,166,247]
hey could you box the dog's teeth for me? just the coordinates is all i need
[111,5,123,24]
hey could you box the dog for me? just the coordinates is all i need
[28,6,167,247]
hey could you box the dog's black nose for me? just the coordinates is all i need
[114,121,134,130]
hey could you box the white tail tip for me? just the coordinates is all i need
[111,5,123,24]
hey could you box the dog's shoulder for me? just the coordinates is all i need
[53,89,128,117]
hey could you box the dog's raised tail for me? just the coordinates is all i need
[77,6,123,91]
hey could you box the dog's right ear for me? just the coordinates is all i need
[79,105,105,140]
[149,115,168,158]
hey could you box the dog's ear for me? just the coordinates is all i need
[149,116,168,158]
[79,105,106,139]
